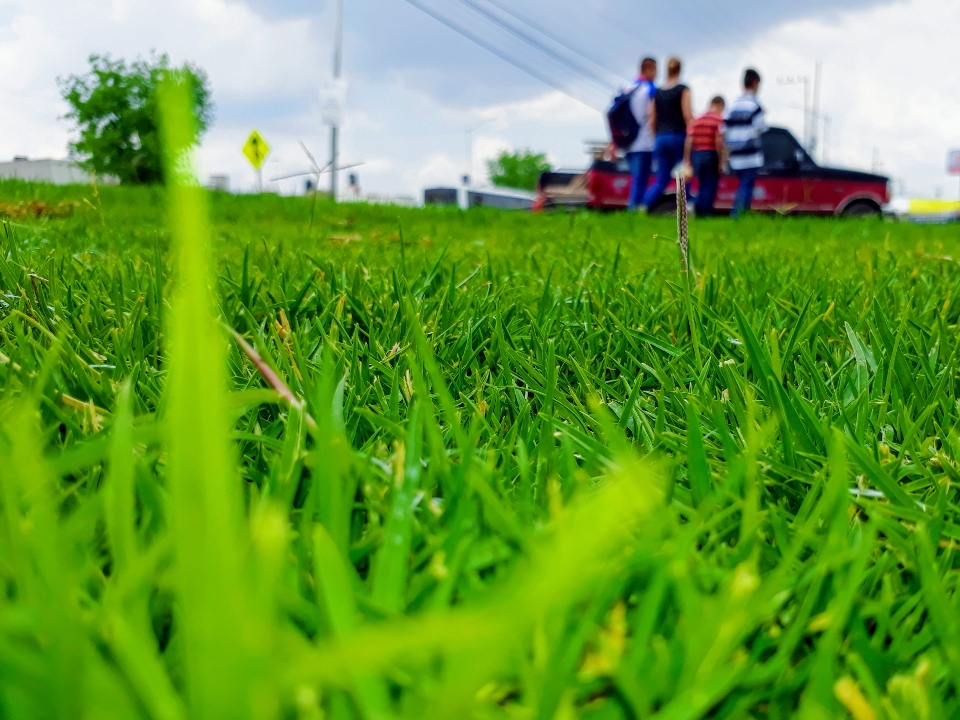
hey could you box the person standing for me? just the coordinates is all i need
[624,57,657,210]
[683,96,726,217]
[723,69,766,218]
[642,57,693,212]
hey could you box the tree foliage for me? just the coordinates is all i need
[487,149,552,191]
[59,54,213,185]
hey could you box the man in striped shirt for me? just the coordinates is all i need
[722,69,766,218]
[683,96,725,217]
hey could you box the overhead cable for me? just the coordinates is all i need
[401,0,604,111]
[453,0,618,91]
[482,0,627,82]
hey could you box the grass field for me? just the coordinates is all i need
[4,156,960,720]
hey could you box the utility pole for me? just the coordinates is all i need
[330,0,344,201]
[822,116,831,165]
[810,62,822,161]
[777,75,810,152]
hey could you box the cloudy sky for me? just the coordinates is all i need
[1,0,958,199]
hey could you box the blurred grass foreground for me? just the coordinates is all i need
[4,79,960,719]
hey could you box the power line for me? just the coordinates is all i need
[460,0,622,91]
[401,0,604,111]
[551,0,660,53]
[483,0,627,81]
[452,0,611,92]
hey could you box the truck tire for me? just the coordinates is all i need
[649,195,677,216]
[841,200,882,218]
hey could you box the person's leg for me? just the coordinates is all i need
[733,168,757,218]
[638,151,653,204]
[626,152,643,210]
[643,135,684,210]
[642,137,673,210]
[741,168,757,215]
[730,170,747,218]
[694,151,719,217]
[664,134,686,178]
[691,150,706,215]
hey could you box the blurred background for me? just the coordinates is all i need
[0,0,957,199]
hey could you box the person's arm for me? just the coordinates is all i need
[716,131,728,172]
[681,88,694,126]
[647,99,656,137]
[753,107,767,134]
[683,132,693,167]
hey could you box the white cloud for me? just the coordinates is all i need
[471,135,512,184]
[474,90,600,127]
[401,152,462,191]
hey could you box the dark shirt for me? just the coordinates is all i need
[654,84,688,135]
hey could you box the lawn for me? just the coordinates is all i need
[2,168,960,719]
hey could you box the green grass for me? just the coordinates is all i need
[4,129,960,720]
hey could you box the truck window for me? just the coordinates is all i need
[762,130,802,169]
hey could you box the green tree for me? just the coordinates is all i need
[59,54,213,185]
[487,149,552,191]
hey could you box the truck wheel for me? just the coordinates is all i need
[649,196,677,216]
[841,200,882,218]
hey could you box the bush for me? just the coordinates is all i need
[487,149,552,191]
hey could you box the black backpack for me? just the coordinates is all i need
[607,82,645,150]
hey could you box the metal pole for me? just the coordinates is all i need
[777,76,809,151]
[811,61,822,160]
[465,128,472,186]
[331,0,344,201]
[822,116,831,165]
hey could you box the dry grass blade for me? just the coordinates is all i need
[675,168,689,272]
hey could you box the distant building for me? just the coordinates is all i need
[0,157,92,185]
[467,187,534,210]
[207,175,230,192]
[424,186,534,210]
[362,195,417,207]
[424,187,459,206]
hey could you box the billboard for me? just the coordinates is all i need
[949,150,960,174]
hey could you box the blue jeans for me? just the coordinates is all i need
[626,151,653,209]
[691,150,720,217]
[643,133,687,210]
[733,167,759,218]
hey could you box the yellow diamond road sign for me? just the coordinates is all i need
[243,130,270,170]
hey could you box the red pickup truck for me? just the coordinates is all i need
[535,127,890,217]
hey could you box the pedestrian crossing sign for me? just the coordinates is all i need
[243,130,270,170]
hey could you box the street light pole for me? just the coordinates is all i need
[810,61,822,161]
[778,75,810,152]
[330,0,344,201]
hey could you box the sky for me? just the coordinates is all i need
[0,0,958,200]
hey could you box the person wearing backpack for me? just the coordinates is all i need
[617,57,657,209]
[642,57,693,213]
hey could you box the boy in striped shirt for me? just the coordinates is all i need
[683,96,725,217]
[722,69,766,218]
